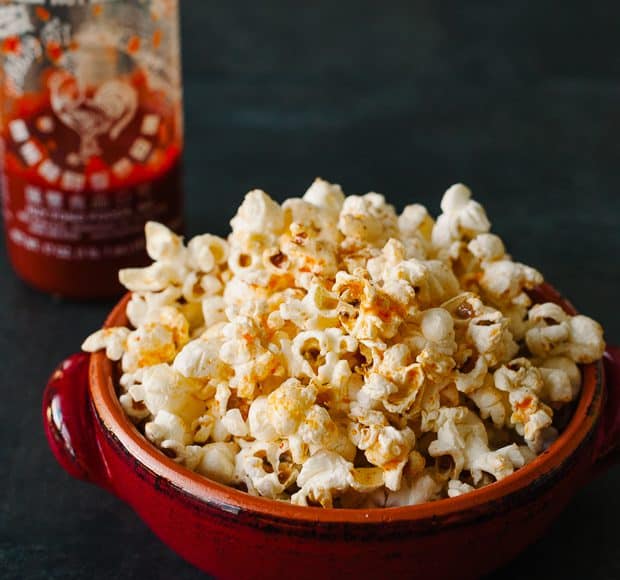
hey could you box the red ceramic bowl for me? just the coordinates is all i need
[43,284,620,580]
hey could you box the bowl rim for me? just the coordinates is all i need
[89,284,604,525]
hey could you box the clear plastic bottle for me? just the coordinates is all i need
[0,0,183,298]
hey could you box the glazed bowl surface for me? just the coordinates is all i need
[43,284,620,580]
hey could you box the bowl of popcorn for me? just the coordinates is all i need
[44,180,619,580]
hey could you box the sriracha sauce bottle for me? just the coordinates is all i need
[0,0,183,298]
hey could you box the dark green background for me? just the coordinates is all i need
[2,1,619,578]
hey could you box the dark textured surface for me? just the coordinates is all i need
[2,1,620,578]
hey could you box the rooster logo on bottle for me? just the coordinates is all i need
[48,71,138,163]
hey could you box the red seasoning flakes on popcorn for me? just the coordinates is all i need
[83,180,606,508]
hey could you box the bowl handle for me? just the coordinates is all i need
[42,353,111,490]
[593,346,620,471]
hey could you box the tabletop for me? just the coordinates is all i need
[2,1,620,578]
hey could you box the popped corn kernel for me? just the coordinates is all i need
[82,327,130,361]
[432,183,491,249]
[526,303,605,363]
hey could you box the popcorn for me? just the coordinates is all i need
[302,177,345,217]
[83,179,605,508]
[123,323,177,371]
[398,203,434,244]
[219,315,283,398]
[432,184,491,249]
[126,287,183,328]
[472,444,534,481]
[291,450,355,507]
[363,425,416,490]
[119,392,150,421]
[207,385,236,442]
[137,364,205,423]
[160,442,204,470]
[266,379,317,437]
[468,233,543,311]
[279,221,340,286]
[375,257,460,309]
[120,262,184,293]
[467,307,518,367]
[368,239,416,285]
[188,234,229,273]
[235,441,298,498]
[467,233,505,262]
[221,409,249,437]
[191,413,215,443]
[494,357,544,394]
[384,471,443,507]
[121,222,229,299]
[145,221,185,263]
[493,358,555,452]
[525,303,605,363]
[182,272,222,303]
[338,193,398,247]
[333,272,405,340]
[454,353,488,394]
[427,407,532,483]
[468,377,511,427]
[173,336,227,380]
[357,344,425,416]
[538,367,574,405]
[416,308,457,382]
[230,189,285,247]
[145,410,191,446]
[447,479,474,498]
[298,405,338,448]
[538,356,581,400]
[82,327,130,361]
[287,328,357,387]
[421,308,455,345]
[247,396,278,442]
[197,442,238,485]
